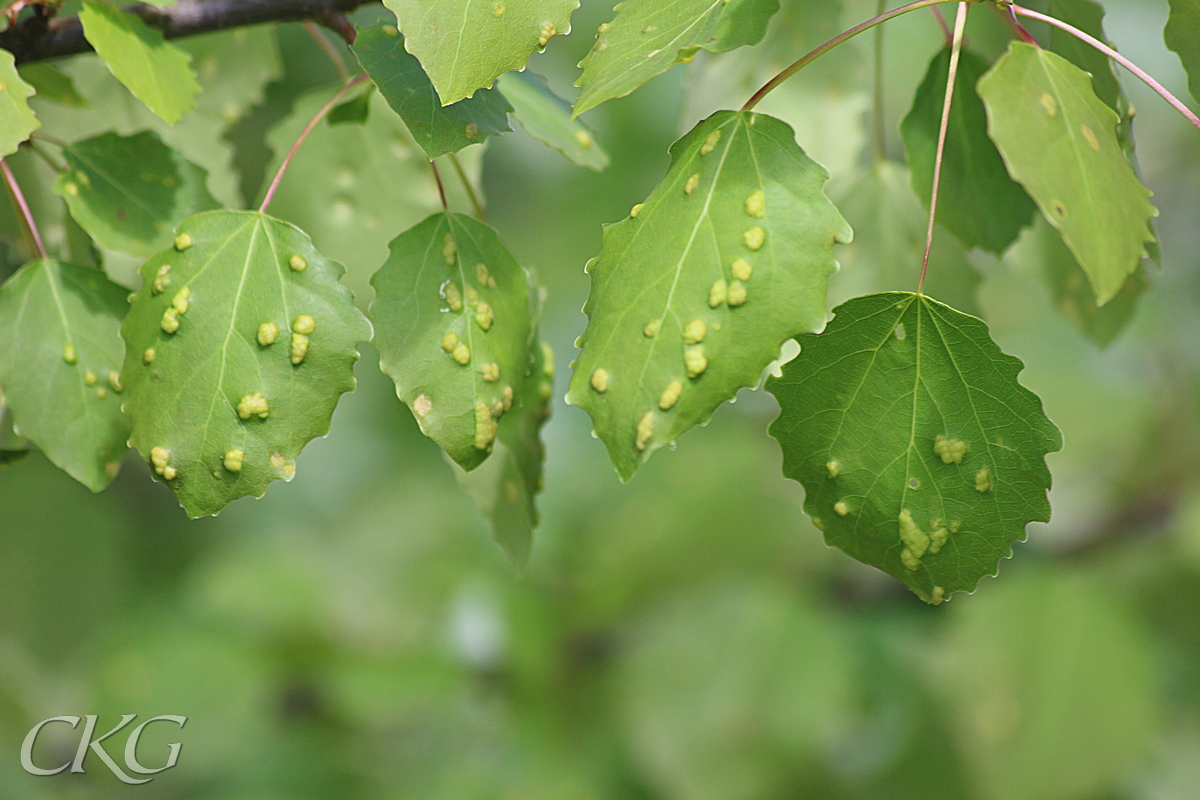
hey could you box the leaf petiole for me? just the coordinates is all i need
[0,159,46,260]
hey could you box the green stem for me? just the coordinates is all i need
[448,152,486,222]
[742,0,978,112]
[919,2,969,295]
[872,0,887,161]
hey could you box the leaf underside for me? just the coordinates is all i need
[0,49,40,158]
[768,292,1062,603]
[496,71,609,171]
[566,110,851,482]
[120,211,372,517]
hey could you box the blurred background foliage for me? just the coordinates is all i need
[2,0,1200,797]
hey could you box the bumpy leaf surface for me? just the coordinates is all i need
[120,211,372,517]
[768,292,1062,603]
[901,48,1036,254]
[574,0,780,116]
[978,43,1157,306]
[54,131,219,257]
[0,260,130,490]
[372,213,532,472]
[567,110,851,481]
[1166,0,1200,104]
[382,0,578,105]
[353,22,513,159]
[79,1,200,124]
[0,49,39,157]
[496,71,609,170]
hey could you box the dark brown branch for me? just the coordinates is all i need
[0,0,377,64]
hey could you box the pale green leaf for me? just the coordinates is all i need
[0,48,39,157]
[574,0,780,116]
[352,22,513,159]
[120,211,372,517]
[181,26,282,125]
[0,260,130,490]
[829,161,981,317]
[496,71,609,170]
[767,292,1062,603]
[382,0,579,105]
[371,213,532,471]
[1166,0,1200,104]
[53,130,220,257]
[566,110,851,482]
[18,63,87,108]
[901,47,1036,254]
[79,1,201,124]
[978,43,1157,305]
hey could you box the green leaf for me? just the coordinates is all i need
[181,26,282,126]
[18,63,88,108]
[53,131,220,258]
[1166,0,1200,104]
[371,213,532,472]
[829,161,981,317]
[328,86,374,126]
[455,338,554,566]
[0,260,131,490]
[767,292,1062,603]
[0,48,39,157]
[79,1,201,124]
[574,0,780,116]
[566,110,851,482]
[119,211,372,517]
[352,22,513,159]
[901,47,1036,254]
[1048,0,1124,114]
[496,71,609,171]
[381,0,579,105]
[978,43,1158,305]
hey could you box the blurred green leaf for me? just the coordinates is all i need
[181,26,282,125]
[1166,0,1200,104]
[0,396,31,471]
[0,260,130,490]
[120,211,372,517]
[978,43,1157,305]
[566,110,850,481]
[17,63,87,108]
[353,22,513,159]
[496,71,609,171]
[79,1,201,124]
[372,213,532,471]
[768,292,1062,603]
[328,86,374,126]
[0,49,39,157]
[381,0,579,105]
[53,130,220,257]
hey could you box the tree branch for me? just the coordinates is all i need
[0,0,378,64]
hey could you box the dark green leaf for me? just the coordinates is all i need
[566,110,851,481]
[18,63,87,108]
[120,211,372,517]
[1049,0,1124,114]
[768,292,1062,603]
[496,71,609,170]
[901,47,1036,254]
[352,22,513,159]
[372,213,532,472]
[53,131,220,257]
[381,0,579,105]
[79,1,201,124]
[0,260,130,490]
[1166,0,1200,104]
[0,49,39,157]
[978,43,1157,305]
[328,86,374,126]
[574,0,781,116]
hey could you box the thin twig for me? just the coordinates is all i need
[259,74,369,214]
[919,3,968,295]
[303,20,350,82]
[1,159,47,260]
[448,153,486,222]
[1011,5,1200,133]
[430,160,449,213]
[742,0,976,112]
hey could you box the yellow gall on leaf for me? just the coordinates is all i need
[290,333,309,365]
[929,523,949,554]
[575,130,593,148]
[731,258,752,282]
[635,411,654,451]
[700,129,722,156]
[590,368,609,393]
[150,446,172,478]
[975,465,992,493]
[744,190,766,218]
[658,379,683,411]
[1040,92,1059,117]
[237,392,270,420]
[502,384,514,412]
[684,173,701,195]
[293,314,316,335]
[643,318,663,338]
[538,22,556,46]
[107,371,123,392]
[270,452,286,468]
[465,284,480,308]
[743,226,766,251]
[95,386,108,399]
[684,346,707,378]
[683,318,707,344]
[64,181,79,197]
[84,370,98,387]
[442,233,457,266]
[933,434,969,464]
[482,363,500,382]
[289,254,308,272]
[727,280,747,307]
[475,302,494,331]
[172,287,190,314]
[161,308,180,333]
[475,262,491,286]
[152,264,171,294]
[161,466,177,480]
[931,586,946,605]
[493,2,505,17]
[414,393,433,417]
[826,460,840,479]
[1081,124,1101,152]
[475,402,498,450]
[258,322,279,346]
[63,344,78,364]
[143,348,156,365]
[834,501,849,517]
[174,232,194,251]
[708,279,727,308]
[453,343,471,365]
[899,508,930,571]
[444,280,463,312]
[630,203,644,218]
[224,449,244,472]
[465,123,479,141]
[441,331,459,352]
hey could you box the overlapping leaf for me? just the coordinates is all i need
[382,0,579,105]
[372,213,532,472]
[768,292,1062,603]
[496,71,609,170]
[53,131,219,257]
[978,43,1157,305]
[566,110,851,481]
[17,63,86,108]
[574,0,781,116]
[901,47,1036,254]
[0,49,39,157]
[353,22,512,159]
[0,260,130,490]
[79,1,200,124]
[120,211,372,517]
[1166,0,1200,104]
